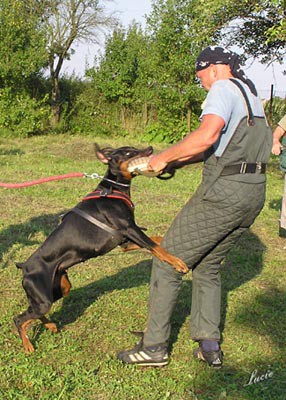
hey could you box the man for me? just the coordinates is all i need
[272,115,286,237]
[118,46,272,368]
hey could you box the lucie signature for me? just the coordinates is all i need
[244,367,274,386]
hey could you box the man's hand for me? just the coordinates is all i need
[148,154,168,173]
[272,140,282,156]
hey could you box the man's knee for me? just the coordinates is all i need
[192,262,221,283]
[153,257,185,281]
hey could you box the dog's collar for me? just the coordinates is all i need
[82,189,134,210]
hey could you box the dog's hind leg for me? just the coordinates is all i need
[40,316,58,333]
[60,271,72,297]
[39,273,71,333]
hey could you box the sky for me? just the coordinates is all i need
[63,0,286,99]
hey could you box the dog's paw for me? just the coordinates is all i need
[173,257,189,274]
[23,338,35,353]
[44,322,58,333]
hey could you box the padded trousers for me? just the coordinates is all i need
[143,178,266,346]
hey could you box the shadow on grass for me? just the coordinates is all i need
[51,259,152,327]
[220,232,266,339]
[235,287,285,350]
[187,285,286,400]
[0,148,24,156]
[0,212,63,268]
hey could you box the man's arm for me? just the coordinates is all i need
[148,114,225,172]
[272,125,286,156]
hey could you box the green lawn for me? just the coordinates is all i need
[0,135,285,400]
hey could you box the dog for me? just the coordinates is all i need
[14,144,188,353]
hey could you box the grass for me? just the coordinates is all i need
[0,134,285,400]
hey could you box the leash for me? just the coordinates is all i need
[0,172,130,188]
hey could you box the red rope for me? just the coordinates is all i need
[0,172,85,188]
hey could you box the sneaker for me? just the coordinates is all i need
[193,343,223,368]
[118,342,169,367]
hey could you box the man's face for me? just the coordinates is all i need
[196,65,216,91]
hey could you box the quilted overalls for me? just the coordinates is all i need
[143,80,273,346]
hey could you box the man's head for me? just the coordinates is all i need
[196,64,233,91]
[195,46,257,95]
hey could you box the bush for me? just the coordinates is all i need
[144,115,200,144]
[0,88,50,137]
[264,96,286,128]
[70,88,129,137]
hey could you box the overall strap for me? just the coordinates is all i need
[229,78,255,126]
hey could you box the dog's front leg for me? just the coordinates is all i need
[125,227,188,273]
[120,236,163,252]
[14,316,36,353]
[149,245,189,273]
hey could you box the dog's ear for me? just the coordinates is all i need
[94,143,111,164]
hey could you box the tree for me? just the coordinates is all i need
[88,24,144,104]
[218,0,286,64]
[0,0,51,137]
[84,23,153,132]
[84,0,220,141]
[73,0,286,141]
[0,0,47,87]
[141,0,209,141]
[266,0,286,46]
[40,0,116,126]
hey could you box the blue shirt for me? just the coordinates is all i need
[201,79,265,157]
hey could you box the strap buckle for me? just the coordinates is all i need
[99,188,112,197]
[240,162,247,174]
[256,162,262,172]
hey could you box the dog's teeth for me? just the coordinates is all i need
[127,157,159,177]
[127,157,150,172]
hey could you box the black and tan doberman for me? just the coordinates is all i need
[14,144,188,353]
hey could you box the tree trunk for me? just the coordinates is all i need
[143,102,148,127]
[49,56,64,127]
[121,106,126,129]
[187,106,191,131]
[50,74,60,126]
